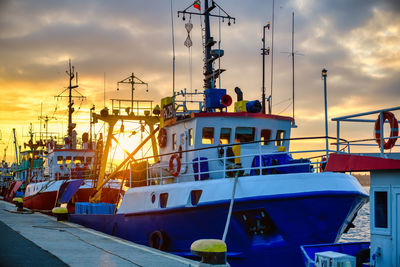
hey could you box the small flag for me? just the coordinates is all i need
[266,22,270,30]
[193,0,200,11]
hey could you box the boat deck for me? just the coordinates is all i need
[0,200,197,267]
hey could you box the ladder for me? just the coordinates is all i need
[91,136,103,189]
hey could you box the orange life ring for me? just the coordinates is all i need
[169,153,181,177]
[158,128,167,148]
[374,111,398,150]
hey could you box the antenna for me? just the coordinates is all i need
[281,12,303,127]
[291,12,296,127]
[261,22,271,114]
[270,0,275,114]
[170,0,176,102]
[116,73,148,112]
[38,114,57,141]
[38,102,57,141]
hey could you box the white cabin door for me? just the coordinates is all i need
[396,190,400,267]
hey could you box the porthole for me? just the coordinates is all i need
[151,192,156,203]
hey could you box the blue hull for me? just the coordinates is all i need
[70,191,367,266]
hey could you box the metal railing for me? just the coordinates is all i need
[111,99,154,116]
[332,106,400,156]
[122,136,343,187]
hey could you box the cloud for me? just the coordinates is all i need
[1,0,400,161]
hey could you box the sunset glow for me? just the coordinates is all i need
[1,0,400,163]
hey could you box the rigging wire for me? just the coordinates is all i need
[273,97,291,107]
[277,101,292,115]
[218,7,222,89]
[109,132,120,173]
[170,0,176,97]
[190,29,193,92]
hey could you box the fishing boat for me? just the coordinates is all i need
[19,135,121,212]
[0,160,14,199]
[11,62,122,213]
[69,1,368,266]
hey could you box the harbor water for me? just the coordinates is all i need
[339,187,370,243]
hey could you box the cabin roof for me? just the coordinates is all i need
[164,112,293,127]
[191,112,293,121]
[51,149,95,153]
[325,153,400,172]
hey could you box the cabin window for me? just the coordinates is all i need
[172,133,177,150]
[374,191,388,228]
[276,130,285,146]
[188,129,194,146]
[235,127,255,143]
[74,157,84,164]
[57,156,64,164]
[160,193,168,208]
[202,127,215,144]
[220,128,231,144]
[65,156,72,164]
[261,129,271,145]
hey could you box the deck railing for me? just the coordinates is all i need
[122,136,346,187]
[332,106,400,156]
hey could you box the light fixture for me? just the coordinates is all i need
[322,68,328,78]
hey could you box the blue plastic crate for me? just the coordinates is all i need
[75,202,115,214]
[90,203,116,215]
[75,202,90,214]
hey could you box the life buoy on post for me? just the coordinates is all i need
[374,111,398,150]
[169,153,181,177]
[158,128,167,148]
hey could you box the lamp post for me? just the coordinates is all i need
[322,68,329,159]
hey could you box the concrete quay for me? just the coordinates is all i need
[0,200,198,267]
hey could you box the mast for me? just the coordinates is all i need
[55,60,86,144]
[117,73,148,113]
[261,22,270,114]
[203,0,213,89]
[13,128,19,164]
[291,12,295,126]
[178,0,235,91]
[67,59,75,140]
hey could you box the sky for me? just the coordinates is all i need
[1,0,400,162]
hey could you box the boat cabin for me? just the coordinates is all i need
[156,110,294,181]
[45,149,94,180]
[14,150,44,183]
[369,168,400,267]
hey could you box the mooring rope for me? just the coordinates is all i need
[222,171,239,242]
